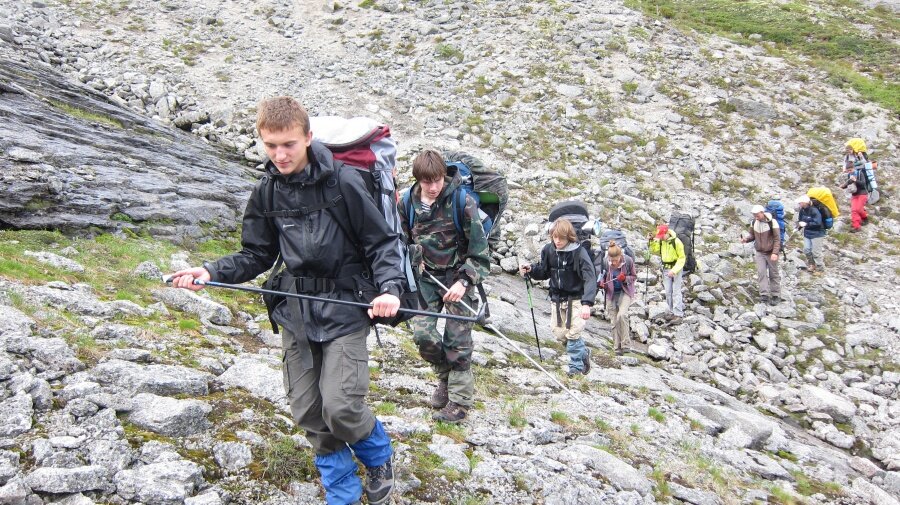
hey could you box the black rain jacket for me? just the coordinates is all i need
[205,141,405,342]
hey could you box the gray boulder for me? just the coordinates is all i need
[212,442,252,471]
[799,385,857,423]
[128,393,212,437]
[24,466,110,494]
[91,359,210,396]
[556,444,652,496]
[114,460,204,505]
[0,393,32,438]
[217,354,285,405]
[153,288,232,325]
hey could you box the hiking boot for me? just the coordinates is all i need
[582,348,592,375]
[850,228,860,233]
[429,380,449,410]
[364,453,394,505]
[432,401,468,423]
[760,295,769,304]
[861,217,869,226]
[614,348,625,356]
[668,316,683,325]
[768,296,779,306]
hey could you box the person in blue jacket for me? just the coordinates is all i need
[797,195,825,274]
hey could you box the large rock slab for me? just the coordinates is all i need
[91,359,210,397]
[799,385,857,423]
[114,460,203,505]
[555,444,653,496]
[153,288,232,325]
[129,394,212,437]
[217,354,285,405]
[24,466,110,494]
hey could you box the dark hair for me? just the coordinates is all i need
[412,149,446,182]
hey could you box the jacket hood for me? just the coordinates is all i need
[264,140,336,185]
[556,241,582,252]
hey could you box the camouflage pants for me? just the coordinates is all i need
[412,274,478,407]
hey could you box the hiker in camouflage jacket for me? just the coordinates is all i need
[399,149,491,424]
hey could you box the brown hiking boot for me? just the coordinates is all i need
[432,401,468,423]
[429,380,449,409]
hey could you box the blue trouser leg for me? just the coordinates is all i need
[567,338,586,372]
[349,418,392,468]
[315,447,362,505]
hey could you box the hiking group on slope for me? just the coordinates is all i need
[165,95,879,505]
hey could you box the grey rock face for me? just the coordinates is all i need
[24,465,110,493]
[91,359,210,396]
[153,288,232,325]
[212,442,252,471]
[128,393,212,437]
[114,460,204,505]
[0,56,252,239]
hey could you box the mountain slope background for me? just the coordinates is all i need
[0,0,898,504]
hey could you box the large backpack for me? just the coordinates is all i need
[595,229,635,275]
[809,198,834,231]
[548,200,597,261]
[401,151,508,251]
[765,200,787,252]
[667,212,697,274]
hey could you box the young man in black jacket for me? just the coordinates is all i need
[170,97,401,505]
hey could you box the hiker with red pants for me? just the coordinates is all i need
[841,138,873,232]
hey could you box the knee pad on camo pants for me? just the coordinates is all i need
[417,340,444,365]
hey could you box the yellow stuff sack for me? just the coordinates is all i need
[807,187,840,218]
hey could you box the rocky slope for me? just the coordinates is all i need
[1,0,899,504]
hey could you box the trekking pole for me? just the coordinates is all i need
[523,274,543,362]
[162,276,484,323]
[422,271,589,408]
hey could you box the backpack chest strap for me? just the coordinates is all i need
[263,193,343,218]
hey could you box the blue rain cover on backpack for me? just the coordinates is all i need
[765,200,786,248]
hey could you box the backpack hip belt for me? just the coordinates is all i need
[280,264,367,294]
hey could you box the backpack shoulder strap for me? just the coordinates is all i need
[451,188,467,238]
[322,165,362,252]
[401,188,414,230]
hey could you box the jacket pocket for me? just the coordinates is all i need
[340,339,370,396]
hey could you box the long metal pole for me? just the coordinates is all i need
[523,274,544,361]
[422,271,589,408]
[162,276,482,323]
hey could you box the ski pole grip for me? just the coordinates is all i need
[160,275,206,286]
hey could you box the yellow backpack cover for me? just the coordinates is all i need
[807,187,840,217]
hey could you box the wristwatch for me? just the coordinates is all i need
[459,278,470,288]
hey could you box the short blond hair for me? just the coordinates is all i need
[550,218,577,244]
[256,96,310,134]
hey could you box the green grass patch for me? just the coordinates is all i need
[625,0,900,113]
[648,407,666,423]
[48,99,124,128]
[251,436,317,489]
